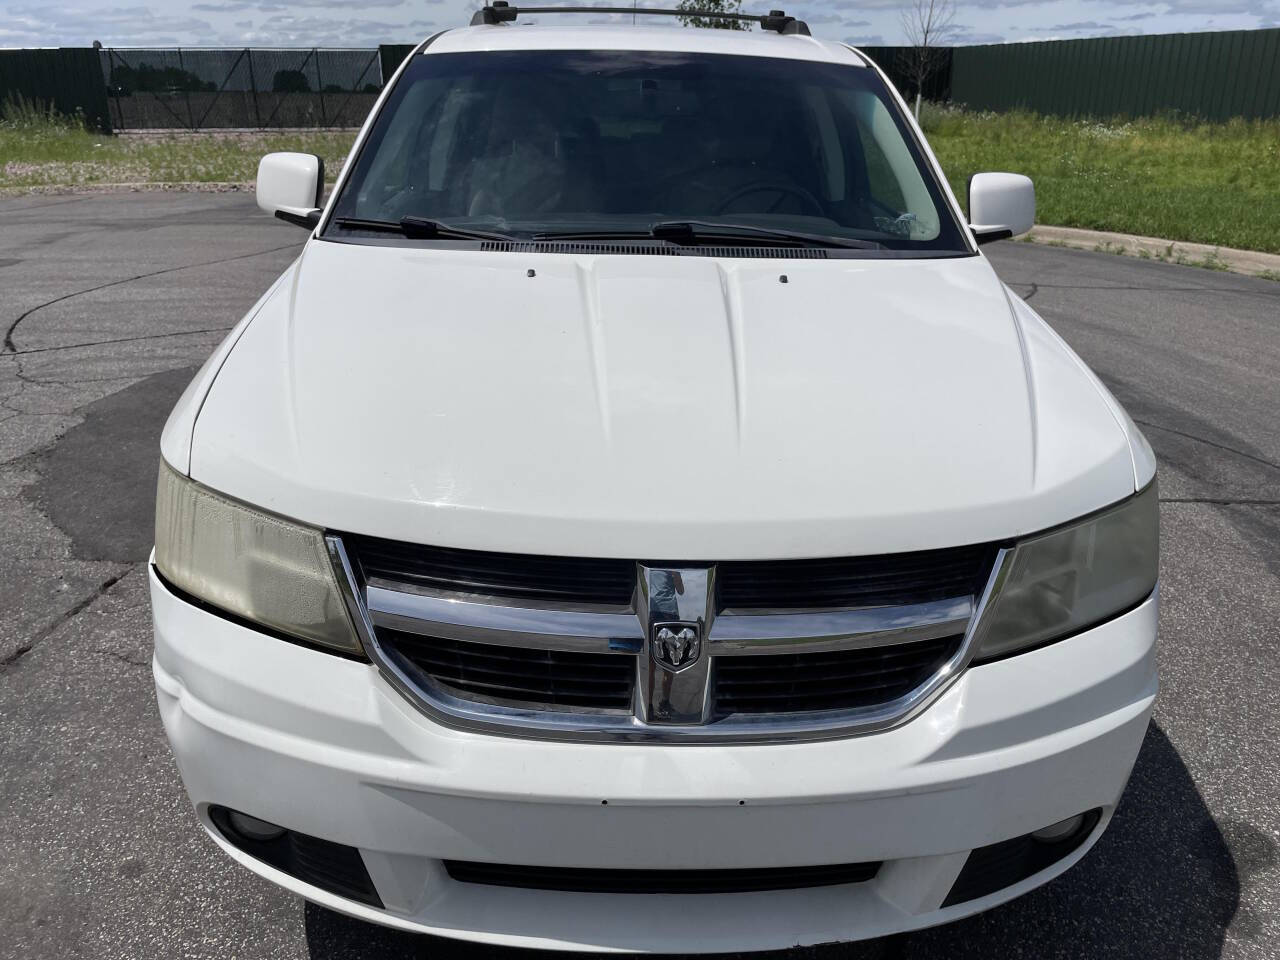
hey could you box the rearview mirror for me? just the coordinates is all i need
[968,173,1035,245]
[256,152,324,230]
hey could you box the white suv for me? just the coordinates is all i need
[151,6,1158,952]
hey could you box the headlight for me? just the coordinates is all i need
[973,481,1158,662]
[154,462,362,654]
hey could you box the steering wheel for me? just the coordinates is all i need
[715,180,825,216]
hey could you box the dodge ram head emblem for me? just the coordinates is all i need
[652,623,701,671]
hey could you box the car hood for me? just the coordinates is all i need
[187,240,1140,558]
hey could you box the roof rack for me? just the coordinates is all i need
[469,3,811,35]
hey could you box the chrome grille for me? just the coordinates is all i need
[329,535,1010,743]
[382,630,635,711]
[712,634,964,715]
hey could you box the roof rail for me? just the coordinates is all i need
[469,3,811,35]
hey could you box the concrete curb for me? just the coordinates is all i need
[1025,225,1280,280]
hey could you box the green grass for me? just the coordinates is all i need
[0,95,354,190]
[5,96,1280,255]
[920,102,1280,254]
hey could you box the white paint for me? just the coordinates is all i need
[185,242,1137,559]
[255,152,322,220]
[969,172,1037,239]
[152,563,1156,951]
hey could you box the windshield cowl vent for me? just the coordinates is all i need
[478,240,828,259]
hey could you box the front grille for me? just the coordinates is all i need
[444,859,880,894]
[344,534,993,612]
[712,634,964,715]
[382,630,635,711]
[717,545,995,609]
[345,533,635,605]
[338,533,1001,741]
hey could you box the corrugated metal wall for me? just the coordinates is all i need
[949,28,1280,121]
[0,48,113,132]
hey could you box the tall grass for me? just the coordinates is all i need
[0,105,353,191]
[921,103,1280,253]
[1,94,87,130]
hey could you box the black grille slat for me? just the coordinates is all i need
[716,667,934,692]
[385,631,635,710]
[343,534,995,612]
[346,534,636,606]
[713,635,962,715]
[444,860,880,893]
[717,545,995,610]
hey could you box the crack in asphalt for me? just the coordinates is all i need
[1135,418,1280,474]
[0,196,91,214]
[7,326,234,358]
[0,566,131,671]
[1,241,300,354]
[98,647,150,669]
[1162,498,1280,506]
[1003,279,1280,297]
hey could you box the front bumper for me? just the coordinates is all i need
[151,564,1157,953]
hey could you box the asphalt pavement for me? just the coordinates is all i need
[1,192,1277,960]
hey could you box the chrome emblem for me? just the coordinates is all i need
[652,622,701,671]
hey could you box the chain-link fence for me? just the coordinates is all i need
[100,47,385,130]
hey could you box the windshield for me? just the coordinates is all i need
[327,49,969,253]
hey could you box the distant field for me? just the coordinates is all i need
[4,103,1280,255]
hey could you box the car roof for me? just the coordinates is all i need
[425,24,869,66]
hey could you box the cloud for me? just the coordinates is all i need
[6,0,1280,48]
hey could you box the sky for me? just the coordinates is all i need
[1,0,1278,49]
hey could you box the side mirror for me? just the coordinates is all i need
[256,152,324,230]
[968,172,1035,245]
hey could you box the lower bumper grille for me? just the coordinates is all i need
[209,806,382,907]
[444,860,881,894]
[712,634,964,715]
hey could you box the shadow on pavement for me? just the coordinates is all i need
[304,723,1242,959]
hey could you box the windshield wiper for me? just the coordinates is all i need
[650,220,883,250]
[332,216,515,243]
[534,221,882,250]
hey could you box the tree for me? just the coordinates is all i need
[109,63,214,96]
[677,0,749,30]
[272,69,311,94]
[900,0,956,119]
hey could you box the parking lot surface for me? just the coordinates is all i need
[1,192,1277,960]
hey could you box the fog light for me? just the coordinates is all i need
[227,810,286,842]
[1031,814,1086,843]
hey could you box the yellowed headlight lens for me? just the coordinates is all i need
[975,481,1159,662]
[154,462,361,654]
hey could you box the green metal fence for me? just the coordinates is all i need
[949,28,1280,121]
[101,48,385,130]
[4,28,1280,133]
